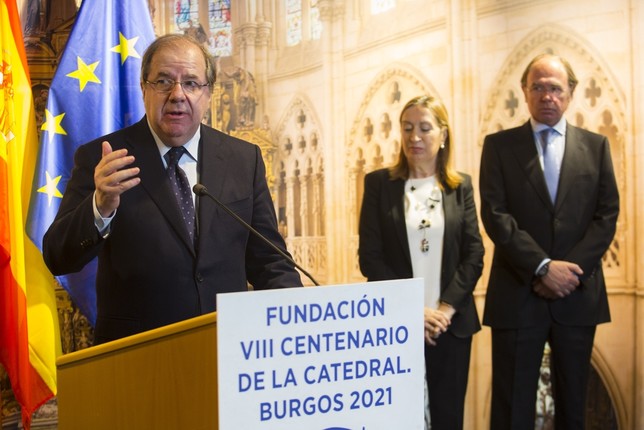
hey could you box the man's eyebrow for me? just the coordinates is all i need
[151,71,172,78]
[156,70,203,80]
[182,72,202,80]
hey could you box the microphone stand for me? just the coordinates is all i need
[193,184,320,286]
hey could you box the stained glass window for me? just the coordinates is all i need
[208,0,232,56]
[286,0,302,46]
[310,0,322,40]
[172,1,232,57]
[174,0,198,33]
[286,0,322,46]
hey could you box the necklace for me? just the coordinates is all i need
[407,179,441,254]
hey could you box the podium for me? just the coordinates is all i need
[56,312,218,430]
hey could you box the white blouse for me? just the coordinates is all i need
[404,175,444,310]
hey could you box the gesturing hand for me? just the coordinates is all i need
[94,141,141,217]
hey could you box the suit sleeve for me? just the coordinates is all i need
[479,134,549,282]
[43,142,104,275]
[563,136,619,281]
[440,176,484,311]
[358,172,403,281]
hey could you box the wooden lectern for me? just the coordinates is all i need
[56,312,218,430]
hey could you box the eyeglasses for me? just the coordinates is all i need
[145,79,209,95]
[529,84,565,97]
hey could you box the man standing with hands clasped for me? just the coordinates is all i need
[479,53,619,429]
[43,34,302,345]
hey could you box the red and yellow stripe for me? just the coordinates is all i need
[1,0,60,428]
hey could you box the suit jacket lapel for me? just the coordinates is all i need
[555,123,586,211]
[512,121,554,211]
[198,126,226,197]
[125,118,196,254]
[441,186,457,280]
[386,178,412,268]
[196,125,226,251]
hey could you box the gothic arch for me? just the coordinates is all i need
[479,22,626,281]
[346,64,442,278]
[479,24,627,429]
[591,346,625,428]
[347,64,441,162]
[274,95,324,173]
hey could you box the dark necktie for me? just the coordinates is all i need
[165,146,196,242]
[540,128,559,203]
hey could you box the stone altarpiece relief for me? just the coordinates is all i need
[210,60,277,196]
[479,25,625,429]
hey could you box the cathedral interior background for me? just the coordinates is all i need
[1,0,643,428]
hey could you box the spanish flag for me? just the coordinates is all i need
[0,0,60,428]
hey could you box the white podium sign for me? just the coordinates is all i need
[217,278,424,429]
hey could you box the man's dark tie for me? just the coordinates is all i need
[540,128,559,203]
[165,146,196,242]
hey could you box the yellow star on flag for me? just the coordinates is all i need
[66,57,101,91]
[110,32,141,64]
[41,109,67,143]
[37,171,64,206]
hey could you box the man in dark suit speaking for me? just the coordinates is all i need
[43,34,302,345]
[479,54,619,429]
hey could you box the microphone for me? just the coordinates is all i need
[192,183,319,286]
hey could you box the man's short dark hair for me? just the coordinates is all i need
[141,34,216,89]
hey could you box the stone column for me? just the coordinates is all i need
[446,1,487,428]
[255,21,272,128]
[286,176,297,238]
[312,172,324,236]
[301,0,311,42]
[301,173,310,237]
[318,0,346,283]
[633,1,644,428]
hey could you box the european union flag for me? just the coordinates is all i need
[26,0,155,326]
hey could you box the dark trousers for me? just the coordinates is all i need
[425,331,472,430]
[490,321,596,430]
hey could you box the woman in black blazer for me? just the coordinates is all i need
[358,95,484,430]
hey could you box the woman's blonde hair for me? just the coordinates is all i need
[389,95,462,190]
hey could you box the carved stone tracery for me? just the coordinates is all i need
[273,97,325,285]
